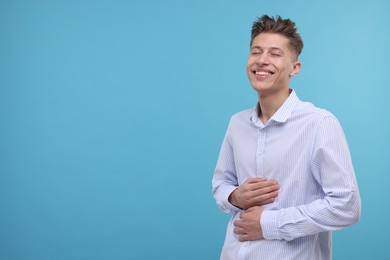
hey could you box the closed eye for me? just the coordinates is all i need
[270,53,282,57]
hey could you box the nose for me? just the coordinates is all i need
[256,53,269,66]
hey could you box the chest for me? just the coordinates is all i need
[230,121,316,184]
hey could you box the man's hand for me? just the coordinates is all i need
[234,206,264,242]
[228,177,279,209]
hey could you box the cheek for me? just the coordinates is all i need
[246,63,253,76]
[246,63,253,74]
[246,60,252,69]
[276,63,290,74]
[246,68,252,79]
[247,56,257,66]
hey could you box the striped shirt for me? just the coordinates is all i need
[212,90,361,260]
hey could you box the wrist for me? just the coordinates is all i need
[228,189,241,209]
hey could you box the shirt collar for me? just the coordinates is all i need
[250,89,300,126]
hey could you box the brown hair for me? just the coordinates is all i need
[250,15,304,59]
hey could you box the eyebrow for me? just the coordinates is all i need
[251,46,284,53]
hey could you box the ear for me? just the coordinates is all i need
[290,61,302,76]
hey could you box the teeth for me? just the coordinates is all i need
[256,71,271,75]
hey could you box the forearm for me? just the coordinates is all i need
[212,129,242,214]
[261,189,361,241]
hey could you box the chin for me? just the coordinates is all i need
[250,82,271,92]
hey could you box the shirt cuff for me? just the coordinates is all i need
[220,186,241,214]
[261,210,282,240]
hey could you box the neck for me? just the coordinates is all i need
[257,88,291,124]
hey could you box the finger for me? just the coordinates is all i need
[247,184,279,197]
[258,197,276,205]
[246,177,265,184]
[233,220,244,228]
[233,227,246,235]
[244,191,278,208]
[250,184,280,196]
[241,179,277,195]
[251,190,279,203]
[246,179,270,188]
[251,180,279,190]
[238,234,251,242]
[240,208,256,218]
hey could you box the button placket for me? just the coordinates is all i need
[256,128,266,176]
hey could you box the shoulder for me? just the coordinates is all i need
[295,101,337,122]
[293,101,345,138]
[225,107,255,134]
[230,108,253,121]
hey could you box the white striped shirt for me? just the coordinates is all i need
[212,90,361,260]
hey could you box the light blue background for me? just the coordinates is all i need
[1,0,389,259]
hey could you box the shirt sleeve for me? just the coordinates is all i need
[212,124,241,214]
[261,116,361,241]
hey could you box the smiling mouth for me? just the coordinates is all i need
[253,70,274,77]
[256,71,272,76]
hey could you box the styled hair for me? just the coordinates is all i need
[250,15,304,59]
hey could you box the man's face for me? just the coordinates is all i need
[247,33,301,95]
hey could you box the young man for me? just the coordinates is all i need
[212,15,361,260]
